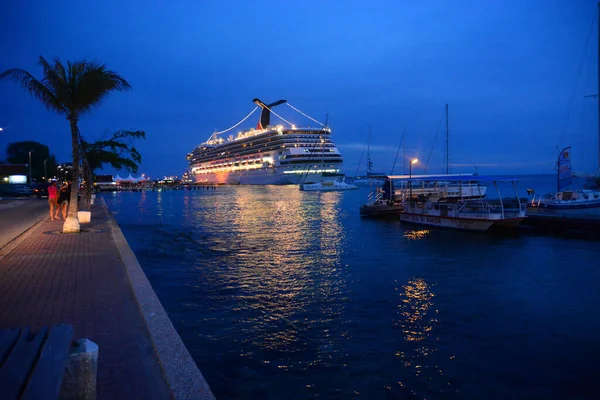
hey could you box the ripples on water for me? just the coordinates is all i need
[104,177,600,400]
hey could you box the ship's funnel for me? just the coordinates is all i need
[253,98,287,129]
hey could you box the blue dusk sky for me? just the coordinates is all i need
[0,0,598,178]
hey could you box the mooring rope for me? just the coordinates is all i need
[286,103,325,126]
[263,105,294,126]
[212,106,259,135]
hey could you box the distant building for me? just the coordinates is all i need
[0,164,28,184]
[93,174,116,191]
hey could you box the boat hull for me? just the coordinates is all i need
[523,205,600,229]
[360,203,404,218]
[399,212,496,231]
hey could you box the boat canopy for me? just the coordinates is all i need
[386,174,520,182]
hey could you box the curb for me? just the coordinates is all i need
[0,214,47,262]
[101,197,216,400]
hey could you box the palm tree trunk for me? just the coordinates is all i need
[63,116,81,233]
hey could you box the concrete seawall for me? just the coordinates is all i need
[102,198,216,399]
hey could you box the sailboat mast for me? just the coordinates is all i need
[403,135,407,174]
[445,103,449,174]
[322,114,328,169]
[367,126,372,174]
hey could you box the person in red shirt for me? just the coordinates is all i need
[47,180,59,220]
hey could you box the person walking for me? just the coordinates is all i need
[47,180,59,220]
[56,180,71,220]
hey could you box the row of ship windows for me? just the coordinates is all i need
[196,138,334,156]
[192,163,339,174]
[193,154,342,169]
[190,145,337,163]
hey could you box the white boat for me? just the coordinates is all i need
[353,174,386,186]
[392,175,527,231]
[299,176,358,191]
[526,147,600,228]
[187,98,344,185]
[524,4,600,231]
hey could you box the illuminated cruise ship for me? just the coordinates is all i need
[187,98,344,185]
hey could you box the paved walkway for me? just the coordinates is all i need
[0,202,171,400]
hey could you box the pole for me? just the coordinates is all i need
[445,103,449,174]
[28,150,33,184]
[409,162,412,198]
[44,159,47,180]
[403,136,406,175]
[597,2,600,169]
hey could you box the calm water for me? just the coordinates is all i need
[103,175,600,400]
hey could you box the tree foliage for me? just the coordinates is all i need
[5,141,58,180]
[82,130,146,174]
[0,56,130,232]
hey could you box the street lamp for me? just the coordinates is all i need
[409,158,418,198]
[44,159,48,181]
[28,150,35,184]
[57,165,63,180]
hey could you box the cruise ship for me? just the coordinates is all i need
[187,98,344,185]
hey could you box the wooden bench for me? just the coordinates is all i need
[0,324,74,400]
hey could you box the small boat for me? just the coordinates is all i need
[525,147,600,229]
[524,6,600,232]
[299,176,358,191]
[391,175,526,231]
[360,178,403,217]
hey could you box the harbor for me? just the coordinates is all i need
[1,0,600,399]
[102,179,600,399]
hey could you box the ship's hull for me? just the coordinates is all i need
[192,167,328,185]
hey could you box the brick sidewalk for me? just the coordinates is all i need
[0,203,171,400]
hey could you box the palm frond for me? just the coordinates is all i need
[67,60,131,117]
[0,68,64,113]
[37,56,67,101]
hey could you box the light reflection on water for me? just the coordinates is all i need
[103,180,600,400]
[396,278,450,398]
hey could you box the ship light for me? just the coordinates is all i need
[291,125,296,129]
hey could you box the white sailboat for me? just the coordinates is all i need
[353,127,385,186]
[299,118,358,191]
[526,147,600,227]
[300,175,358,191]
[525,4,600,230]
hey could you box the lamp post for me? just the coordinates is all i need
[57,165,63,181]
[44,159,48,181]
[409,158,418,198]
[28,150,34,184]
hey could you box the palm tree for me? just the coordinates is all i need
[0,56,130,232]
[79,129,146,208]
